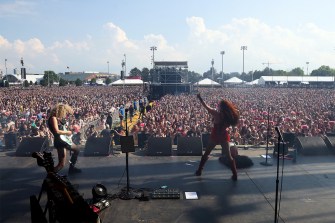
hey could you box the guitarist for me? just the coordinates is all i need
[48,104,81,174]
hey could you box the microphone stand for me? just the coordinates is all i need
[120,108,135,200]
[261,107,273,166]
[274,126,284,223]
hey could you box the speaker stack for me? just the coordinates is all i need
[295,136,330,156]
[84,136,111,156]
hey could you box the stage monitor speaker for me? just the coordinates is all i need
[4,132,18,150]
[177,137,202,156]
[324,136,335,152]
[16,137,48,157]
[147,137,172,156]
[120,136,135,153]
[295,136,329,156]
[84,136,111,156]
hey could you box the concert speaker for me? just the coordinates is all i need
[295,136,330,155]
[21,67,26,79]
[201,133,210,148]
[4,132,18,150]
[147,137,172,156]
[324,136,335,152]
[283,132,295,147]
[121,70,124,80]
[84,136,111,156]
[16,137,48,157]
[177,137,203,156]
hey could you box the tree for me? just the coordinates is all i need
[129,67,141,77]
[105,77,112,85]
[59,78,68,86]
[141,68,150,82]
[23,80,29,87]
[90,78,96,85]
[310,65,335,76]
[289,67,304,76]
[187,71,202,83]
[42,70,59,86]
[75,78,83,86]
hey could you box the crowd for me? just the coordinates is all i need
[0,85,334,148]
[130,87,335,146]
[0,85,143,148]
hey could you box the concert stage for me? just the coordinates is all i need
[1,146,335,223]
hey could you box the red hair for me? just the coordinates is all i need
[219,100,239,126]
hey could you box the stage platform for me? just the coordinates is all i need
[1,146,335,223]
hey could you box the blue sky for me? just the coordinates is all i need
[1,0,335,75]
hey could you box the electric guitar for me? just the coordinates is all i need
[60,125,73,146]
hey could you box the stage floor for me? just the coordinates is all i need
[1,146,335,223]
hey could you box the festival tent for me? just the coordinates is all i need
[194,78,220,86]
[109,79,144,86]
[224,77,244,84]
[258,76,335,85]
[245,79,260,85]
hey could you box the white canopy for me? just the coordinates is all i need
[224,77,244,84]
[245,79,259,85]
[109,79,143,85]
[194,78,220,86]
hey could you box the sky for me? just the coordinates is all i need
[0,0,335,76]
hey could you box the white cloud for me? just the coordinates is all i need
[104,22,138,50]
[1,17,334,74]
[0,0,36,17]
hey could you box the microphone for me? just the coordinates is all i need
[275,126,284,141]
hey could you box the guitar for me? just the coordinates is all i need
[60,125,73,146]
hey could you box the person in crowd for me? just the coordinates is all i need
[48,104,81,174]
[106,112,113,129]
[128,104,134,123]
[85,124,98,139]
[195,93,240,181]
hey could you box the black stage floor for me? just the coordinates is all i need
[1,146,335,223]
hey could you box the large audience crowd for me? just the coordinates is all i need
[131,87,335,146]
[0,85,334,148]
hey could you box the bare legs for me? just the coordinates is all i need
[221,142,237,181]
[195,141,216,176]
[195,140,237,181]
[54,144,81,174]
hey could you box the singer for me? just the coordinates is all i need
[195,93,240,180]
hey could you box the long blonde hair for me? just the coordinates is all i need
[49,104,74,119]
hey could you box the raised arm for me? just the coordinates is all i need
[197,93,216,115]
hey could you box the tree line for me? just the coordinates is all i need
[1,65,334,87]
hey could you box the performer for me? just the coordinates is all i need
[195,93,239,180]
[47,104,81,174]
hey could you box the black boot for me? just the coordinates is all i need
[68,164,82,174]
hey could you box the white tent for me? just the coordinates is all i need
[109,79,143,86]
[194,78,220,86]
[245,79,259,85]
[224,77,244,84]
